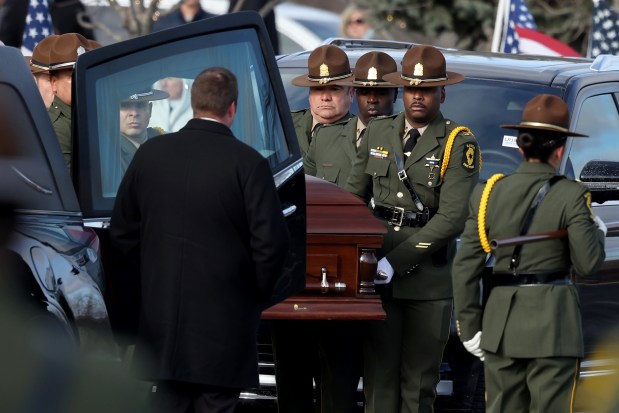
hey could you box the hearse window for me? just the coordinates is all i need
[569,93,619,180]
[84,29,290,205]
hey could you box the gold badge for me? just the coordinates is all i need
[413,63,424,77]
[368,66,378,80]
[320,63,330,77]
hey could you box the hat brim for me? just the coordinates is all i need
[25,56,49,75]
[500,124,588,137]
[122,89,170,102]
[292,73,354,87]
[382,70,464,87]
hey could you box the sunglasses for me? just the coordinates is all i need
[347,18,366,25]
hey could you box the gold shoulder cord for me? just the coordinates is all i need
[478,173,505,253]
[439,126,482,179]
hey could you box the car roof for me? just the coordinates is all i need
[277,39,619,89]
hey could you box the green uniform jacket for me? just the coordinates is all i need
[452,162,605,357]
[48,95,72,171]
[292,109,353,157]
[346,112,479,300]
[304,116,358,188]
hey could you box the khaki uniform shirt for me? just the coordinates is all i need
[346,112,480,300]
[452,162,605,357]
[304,116,358,188]
[48,95,72,171]
[292,109,353,157]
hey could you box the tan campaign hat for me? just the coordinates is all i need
[31,33,101,73]
[352,51,398,88]
[292,45,353,87]
[501,94,588,137]
[383,44,464,87]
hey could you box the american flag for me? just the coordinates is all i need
[591,0,619,57]
[502,0,537,54]
[21,0,53,54]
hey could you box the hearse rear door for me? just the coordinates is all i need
[72,12,306,312]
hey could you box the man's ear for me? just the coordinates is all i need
[148,102,153,116]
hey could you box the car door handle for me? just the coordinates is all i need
[282,204,297,217]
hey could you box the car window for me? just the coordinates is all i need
[79,28,291,211]
[569,93,619,180]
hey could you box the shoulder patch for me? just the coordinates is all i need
[461,141,478,171]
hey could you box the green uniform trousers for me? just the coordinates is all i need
[484,352,579,413]
[363,297,452,413]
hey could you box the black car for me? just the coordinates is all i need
[276,39,619,411]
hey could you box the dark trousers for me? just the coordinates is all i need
[363,297,452,413]
[150,380,241,413]
[271,320,362,413]
[484,353,579,413]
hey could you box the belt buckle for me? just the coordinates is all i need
[390,206,405,226]
[397,170,408,181]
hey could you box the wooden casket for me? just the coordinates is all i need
[262,175,387,320]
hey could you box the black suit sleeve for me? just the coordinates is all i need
[243,157,290,302]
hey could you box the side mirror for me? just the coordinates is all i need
[579,160,619,204]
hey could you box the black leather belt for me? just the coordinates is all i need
[491,271,572,287]
[372,204,433,227]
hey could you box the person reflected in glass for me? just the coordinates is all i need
[149,77,193,133]
[119,88,168,174]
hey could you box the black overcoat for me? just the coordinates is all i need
[110,118,290,389]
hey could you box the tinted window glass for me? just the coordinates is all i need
[570,94,619,179]
[443,81,551,180]
[83,29,290,204]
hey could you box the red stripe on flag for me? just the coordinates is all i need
[516,26,582,57]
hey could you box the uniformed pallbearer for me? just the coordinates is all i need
[271,44,359,413]
[290,45,355,157]
[30,33,101,172]
[304,51,398,187]
[452,94,606,413]
[345,44,480,413]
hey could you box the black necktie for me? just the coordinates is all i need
[356,128,366,147]
[403,128,420,156]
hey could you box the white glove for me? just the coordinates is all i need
[593,215,608,236]
[462,331,485,361]
[374,257,394,285]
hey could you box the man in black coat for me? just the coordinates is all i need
[110,66,290,413]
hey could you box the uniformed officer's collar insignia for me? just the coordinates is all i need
[320,63,330,77]
[367,67,378,80]
[413,63,424,76]
[425,154,441,171]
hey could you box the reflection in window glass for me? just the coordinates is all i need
[86,29,290,199]
[571,94,619,180]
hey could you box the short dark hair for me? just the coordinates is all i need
[191,67,238,117]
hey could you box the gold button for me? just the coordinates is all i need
[397,192,403,198]
[428,181,432,186]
